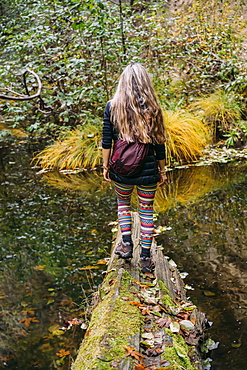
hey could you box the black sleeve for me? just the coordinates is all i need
[154,143,165,160]
[102,101,113,149]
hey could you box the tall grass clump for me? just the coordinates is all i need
[33,123,102,170]
[190,90,242,140]
[164,109,210,166]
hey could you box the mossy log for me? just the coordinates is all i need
[72,213,207,370]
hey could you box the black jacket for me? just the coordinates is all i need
[102,101,165,185]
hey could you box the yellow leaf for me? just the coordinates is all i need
[56,349,70,357]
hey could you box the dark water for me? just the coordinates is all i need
[0,143,246,369]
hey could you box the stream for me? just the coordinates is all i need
[0,143,246,369]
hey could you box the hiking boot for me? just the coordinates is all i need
[114,241,133,259]
[140,256,155,273]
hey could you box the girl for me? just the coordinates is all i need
[102,62,167,273]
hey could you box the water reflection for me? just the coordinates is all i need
[0,143,247,369]
[156,164,247,370]
[0,145,116,369]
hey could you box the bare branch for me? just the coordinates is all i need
[0,68,42,101]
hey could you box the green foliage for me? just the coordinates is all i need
[0,0,247,139]
[224,129,240,148]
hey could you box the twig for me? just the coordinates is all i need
[0,68,42,101]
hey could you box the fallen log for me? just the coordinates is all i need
[72,212,207,370]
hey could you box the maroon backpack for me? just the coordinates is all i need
[109,139,149,177]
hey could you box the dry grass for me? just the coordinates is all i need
[164,109,210,165]
[34,108,211,170]
[33,124,102,170]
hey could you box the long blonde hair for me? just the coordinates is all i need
[110,63,165,144]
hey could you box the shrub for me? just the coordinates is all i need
[190,90,242,140]
[164,109,210,165]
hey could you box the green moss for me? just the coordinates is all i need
[163,330,197,370]
[72,269,143,370]
[158,280,177,307]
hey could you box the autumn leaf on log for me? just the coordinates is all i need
[129,301,143,307]
[190,317,196,325]
[134,363,150,370]
[134,280,148,288]
[143,345,164,357]
[139,306,151,315]
[142,271,155,279]
[177,312,190,320]
[124,346,145,361]
[155,317,171,328]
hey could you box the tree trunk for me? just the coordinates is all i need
[72,212,207,370]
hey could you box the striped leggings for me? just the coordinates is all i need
[114,182,157,254]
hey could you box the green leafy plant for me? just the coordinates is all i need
[224,129,240,148]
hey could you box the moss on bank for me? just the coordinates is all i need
[72,269,143,370]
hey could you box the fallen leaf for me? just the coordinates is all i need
[124,345,145,362]
[142,332,154,340]
[143,345,163,357]
[160,359,171,367]
[129,301,143,307]
[155,317,171,328]
[56,349,70,357]
[179,320,195,331]
[203,290,216,296]
[143,271,155,279]
[170,321,180,333]
[134,364,150,370]
[140,306,151,315]
[150,310,162,317]
[19,317,39,328]
[190,317,196,325]
[231,340,241,348]
[184,284,194,290]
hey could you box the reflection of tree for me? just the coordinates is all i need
[157,165,247,369]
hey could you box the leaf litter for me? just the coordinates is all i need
[123,271,206,370]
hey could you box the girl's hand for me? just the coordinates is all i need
[158,172,167,187]
[103,168,111,182]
